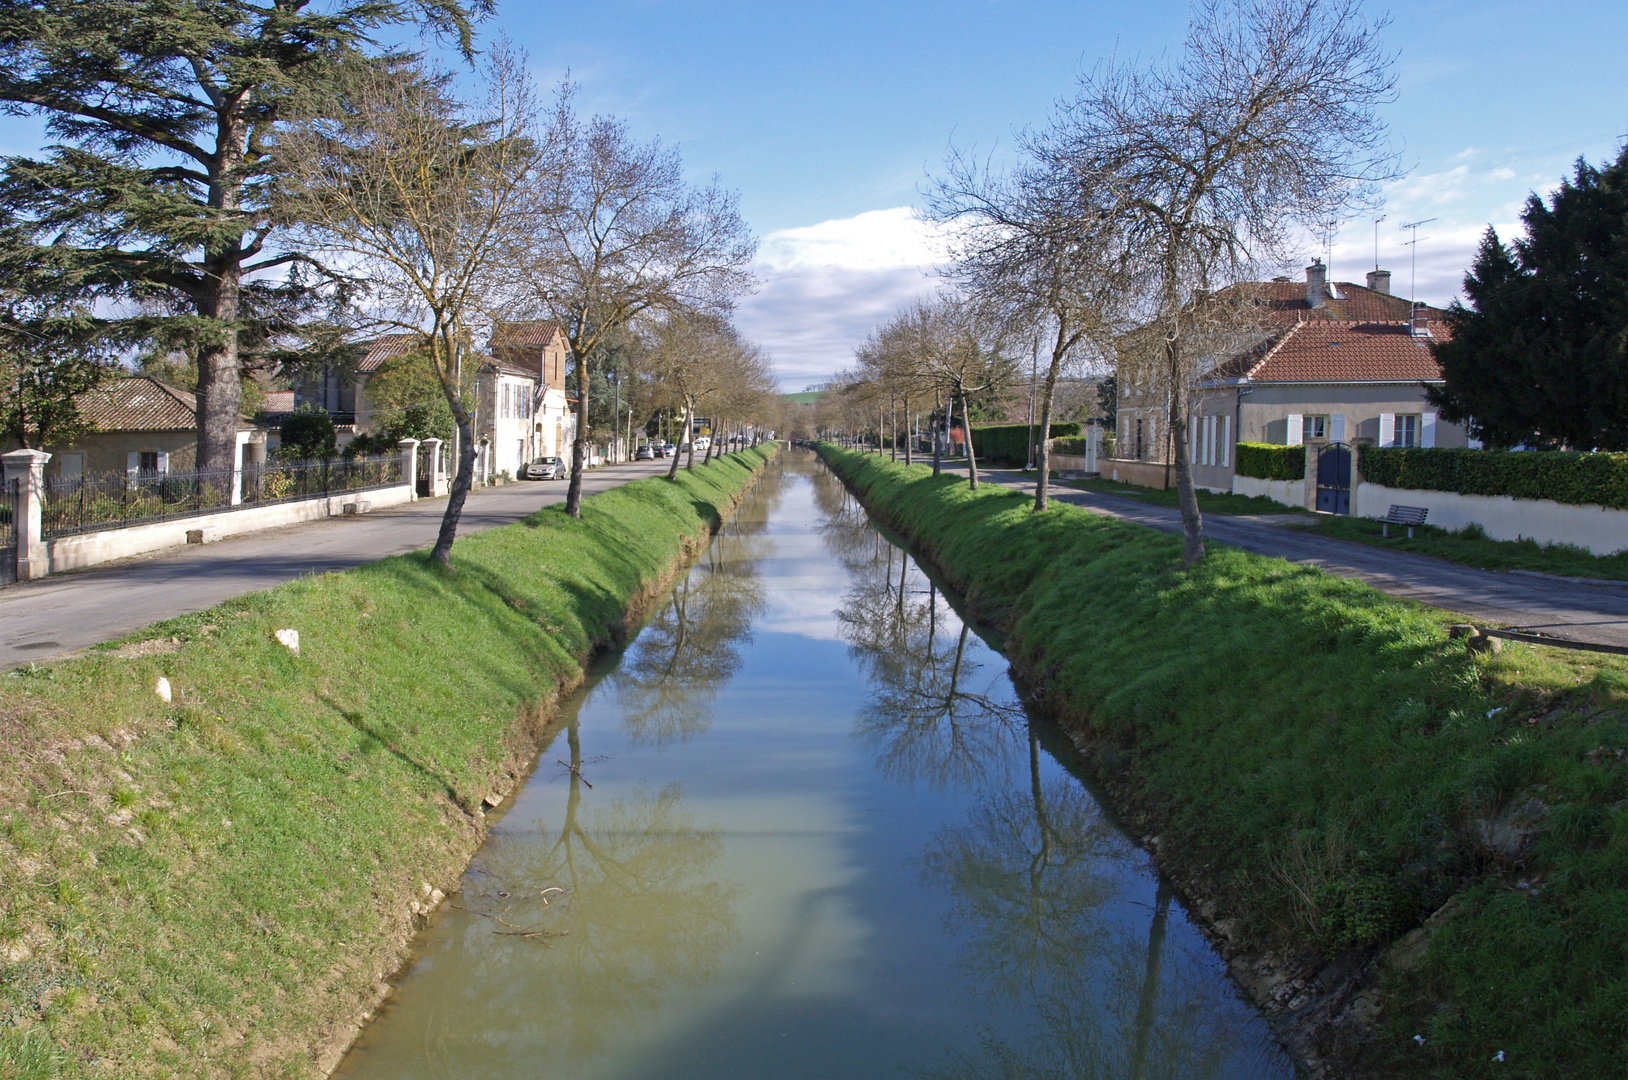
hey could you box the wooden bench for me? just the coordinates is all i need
[1381,504,1429,538]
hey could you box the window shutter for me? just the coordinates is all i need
[1286,413,1303,446]
[1379,413,1395,447]
[126,451,139,477]
[156,452,170,475]
[1330,413,1346,443]
[1220,416,1231,467]
[1208,416,1218,465]
[1190,416,1200,461]
[1421,413,1437,448]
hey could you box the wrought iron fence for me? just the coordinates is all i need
[41,454,405,539]
[1,478,17,585]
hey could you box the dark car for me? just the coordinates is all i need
[635,444,656,460]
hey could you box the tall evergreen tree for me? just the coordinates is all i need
[0,0,489,469]
[1428,146,1628,450]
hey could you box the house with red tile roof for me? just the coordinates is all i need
[3,375,269,480]
[1112,260,1470,496]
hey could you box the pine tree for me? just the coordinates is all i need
[0,0,489,469]
[1428,146,1628,450]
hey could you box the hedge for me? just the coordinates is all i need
[1235,441,1306,481]
[970,422,1083,466]
[1360,447,1628,510]
[1051,437,1087,455]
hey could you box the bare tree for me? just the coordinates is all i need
[277,48,544,566]
[524,89,756,517]
[1036,0,1399,563]
[927,149,1131,511]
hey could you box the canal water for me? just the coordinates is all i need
[335,451,1293,1080]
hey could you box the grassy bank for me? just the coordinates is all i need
[0,445,776,1079]
[819,445,1625,1080]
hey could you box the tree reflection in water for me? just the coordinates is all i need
[609,470,780,746]
[822,478,1274,1079]
[420,712,743,1074]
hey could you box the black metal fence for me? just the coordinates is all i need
[1,478,17,585]
[41,454,405,539]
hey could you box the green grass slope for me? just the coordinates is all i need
[0,445,776,1079]
[820,445,1626,1080]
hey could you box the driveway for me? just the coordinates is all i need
[1,460,674,670]
[941,462,1628,651]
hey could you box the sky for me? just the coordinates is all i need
[2,0,1625,390]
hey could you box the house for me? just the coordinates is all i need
[489,319,575,465]
[4,375,270,480]
[1112,260,1462,491]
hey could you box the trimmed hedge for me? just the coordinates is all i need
[970,422,1083,466]
[1236,441,1305,481]
[1051,437,1087,455]
[1360,447,1628,510]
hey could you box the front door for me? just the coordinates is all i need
[1316,443,1351,514]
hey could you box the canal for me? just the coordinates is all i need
[335,450,1293,1079]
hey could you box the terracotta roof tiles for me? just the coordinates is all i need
[1242,321,1450,383]
[75,376,259,432]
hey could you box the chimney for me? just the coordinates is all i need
[1305,260,1327,308]
[1366,268,1392,295]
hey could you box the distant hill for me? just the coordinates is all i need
[781,390,827,405]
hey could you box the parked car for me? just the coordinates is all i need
[692,436,711,452]
[635,444,655,460]
[661,443,677,457]
[521,456,566,480]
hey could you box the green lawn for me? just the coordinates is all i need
[0,446,776,1079]
[1303,514,1628,581]
[820,444,1627,1080]
[1067,476,1309,515]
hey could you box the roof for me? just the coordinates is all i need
[1221,279,1449,327]
[1230,321,1451,384]
[357,333,427,373]
[477,355,539,381]
[490,320,563,349]
[75,376,258,432]
[260,390,295,414]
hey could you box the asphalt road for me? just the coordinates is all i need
[951,463,1628,651]
[0,459,675,670]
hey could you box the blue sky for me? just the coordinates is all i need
[3,0,1625,388]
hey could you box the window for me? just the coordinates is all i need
[1397,414,1420,447]
[1302,414,1328,441]
[138,451,160,474]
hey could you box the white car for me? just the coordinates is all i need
[521,456,566,480]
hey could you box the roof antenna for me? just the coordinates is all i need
[1373,215,1387,271]
[1401,218,1437,336]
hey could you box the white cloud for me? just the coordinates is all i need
[739,207,947,390]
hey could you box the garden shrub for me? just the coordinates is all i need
[1235,441,1305,481]
[1360,447,1628,510]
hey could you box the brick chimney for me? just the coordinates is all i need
[1305,260,1328,308]
[1366,268,1392,295]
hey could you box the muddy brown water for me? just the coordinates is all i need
[334,451,1293,1080]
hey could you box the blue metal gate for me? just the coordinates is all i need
[1316,443,1351,515]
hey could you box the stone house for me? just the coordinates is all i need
[1112,260,1462,490]
[3,375,268,480]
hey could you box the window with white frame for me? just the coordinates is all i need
[1397,413,1420,447]
[1302,414,1328,441]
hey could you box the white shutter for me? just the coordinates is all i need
[1331,413,1346,443]
[1220,416,1231,467]
[1286,413,1303,446]
[126,451,139,477]
[1421,413,1437,448]
[1190,416,1200,462]
[1207,416,1217,465]
[156,452,170,475]
[1379,413,1396,447]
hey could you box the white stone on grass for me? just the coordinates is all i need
[275,628,300,656]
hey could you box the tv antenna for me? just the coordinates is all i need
[1372,215,1387,272]
[1400,217,1438,320]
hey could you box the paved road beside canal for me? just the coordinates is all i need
[942,461,1628,651]
[0,460,673,669]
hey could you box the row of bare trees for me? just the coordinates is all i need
[832,0,1399,565]
[276,45,773,565]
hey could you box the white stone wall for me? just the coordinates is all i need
[1353,483,1628,556]
[1232,474,1307,509]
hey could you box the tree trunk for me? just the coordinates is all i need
[961,391,980,491]
[889,397,897,462]
[194,262,244,472]
[931,390,942,477]
[1128,880,1173,1080]
[668,399,691,479]
[565,355,590,517]
[1167,346,1205,565]
[429,333,477,567]
[1033,324,1068,513]
[903,396,912,467]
